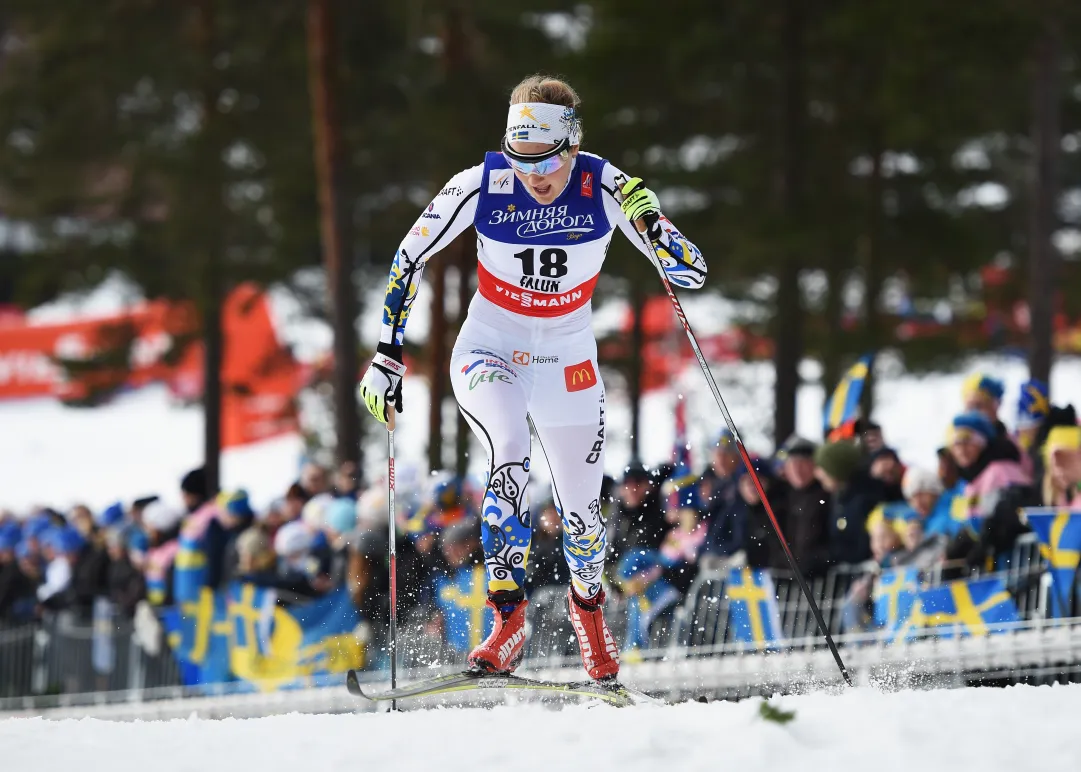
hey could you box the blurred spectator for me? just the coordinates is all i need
[234,527,277,580]
[659,480,707,593]
[283,483,309,524]
[205,490,255,588]
[615,547,681,651]
[814,440,883,566]
[901,467,954,538]
[1015,379,1051,455]
[701,430,742,504]
[868,447,906,501]
[1042,426,1081,507]
[608,465,665,558]
[962,372,1005,426]
[1023,393,1078,488]
[37,527,82,608]
[527,501,565,591]
[180,467,209,514]
[142,500,184,606]
[777,437,831,577]
[320,496,359,585]
[333,461,359,498]
[432,518,485,654]
[300,462,331,497]
[738,459,788,570]
[273,521,324,597]
[944,411,1036,573]
[857,420,885,455]
[0,524,36,622]
[68,505,95,539]
[65,514,111,621]
[105,528,146,618]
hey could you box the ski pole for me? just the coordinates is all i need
[387,408,399,710]
[615,176,853,687]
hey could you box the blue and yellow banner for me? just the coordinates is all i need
[902,577,1019,639]
[823,354,873,434]
[873,567,920,639]
[435,564,493,652]
[165,583,364,690]
[725,567,783,649]
[1024,508,1081,618]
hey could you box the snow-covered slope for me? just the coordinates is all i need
[0,385,303,513]
[1,684,1076,772]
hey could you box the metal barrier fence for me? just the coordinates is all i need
[0,605,181,700]
[0,533,1072,702]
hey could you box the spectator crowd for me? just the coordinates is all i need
[1,370,1079,685]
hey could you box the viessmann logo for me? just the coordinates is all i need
[564,360,597,392]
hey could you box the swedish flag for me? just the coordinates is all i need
[1023,508,1081,618]
[903,577,1019,639]
[226,583,364,690]
[823,354,873,434]
[873,567,920,638]
[725,567,783,649]
[435,565,494,652]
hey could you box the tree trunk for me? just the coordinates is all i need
[772,0,806,447]
[1028,15,1060,387]
[307,0,360,468]
[455,235,472,477]
[202,288,223,497]
[192,0,223,497]
[428,259,448,472]
[821,259,845,418]
[628,285,646,465]
[860,146,884,420]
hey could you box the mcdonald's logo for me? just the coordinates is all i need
[564,360,597,392]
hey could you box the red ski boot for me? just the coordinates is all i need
[567,587,620,681]
[468,589,529,674]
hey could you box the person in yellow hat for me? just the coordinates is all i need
[1043,425,1081,507]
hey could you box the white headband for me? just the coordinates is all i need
[505,102,580,146]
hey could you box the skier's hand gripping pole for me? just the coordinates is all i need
[614,174,854,687]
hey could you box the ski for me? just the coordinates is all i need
[345,668,660,708]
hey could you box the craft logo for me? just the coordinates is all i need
[581,171,593,198]
[437,185,463,197]
[586,394,605,464]
[410,225,430,237]
[421,202,441,220]
[564,360,597,392]
[512,351,531,366]
[488,169,513,194]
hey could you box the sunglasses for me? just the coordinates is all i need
[501,136,571,176]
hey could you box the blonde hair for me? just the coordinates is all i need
[509,74,583,143]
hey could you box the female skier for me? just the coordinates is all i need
[358,75,708,681]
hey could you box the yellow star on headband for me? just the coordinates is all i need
[519,105,537,121]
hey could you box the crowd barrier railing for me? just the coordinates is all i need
[0,533,1073,705]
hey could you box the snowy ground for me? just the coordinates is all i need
[1,684,1077,771]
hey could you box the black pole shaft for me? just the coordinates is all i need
[616,183,853,686]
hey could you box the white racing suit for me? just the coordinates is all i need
[379,150,707,600]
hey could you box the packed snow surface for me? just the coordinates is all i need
[2,684,1077,772]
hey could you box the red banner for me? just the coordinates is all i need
[0,285,306,448]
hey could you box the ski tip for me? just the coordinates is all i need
[345,669,365,697]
